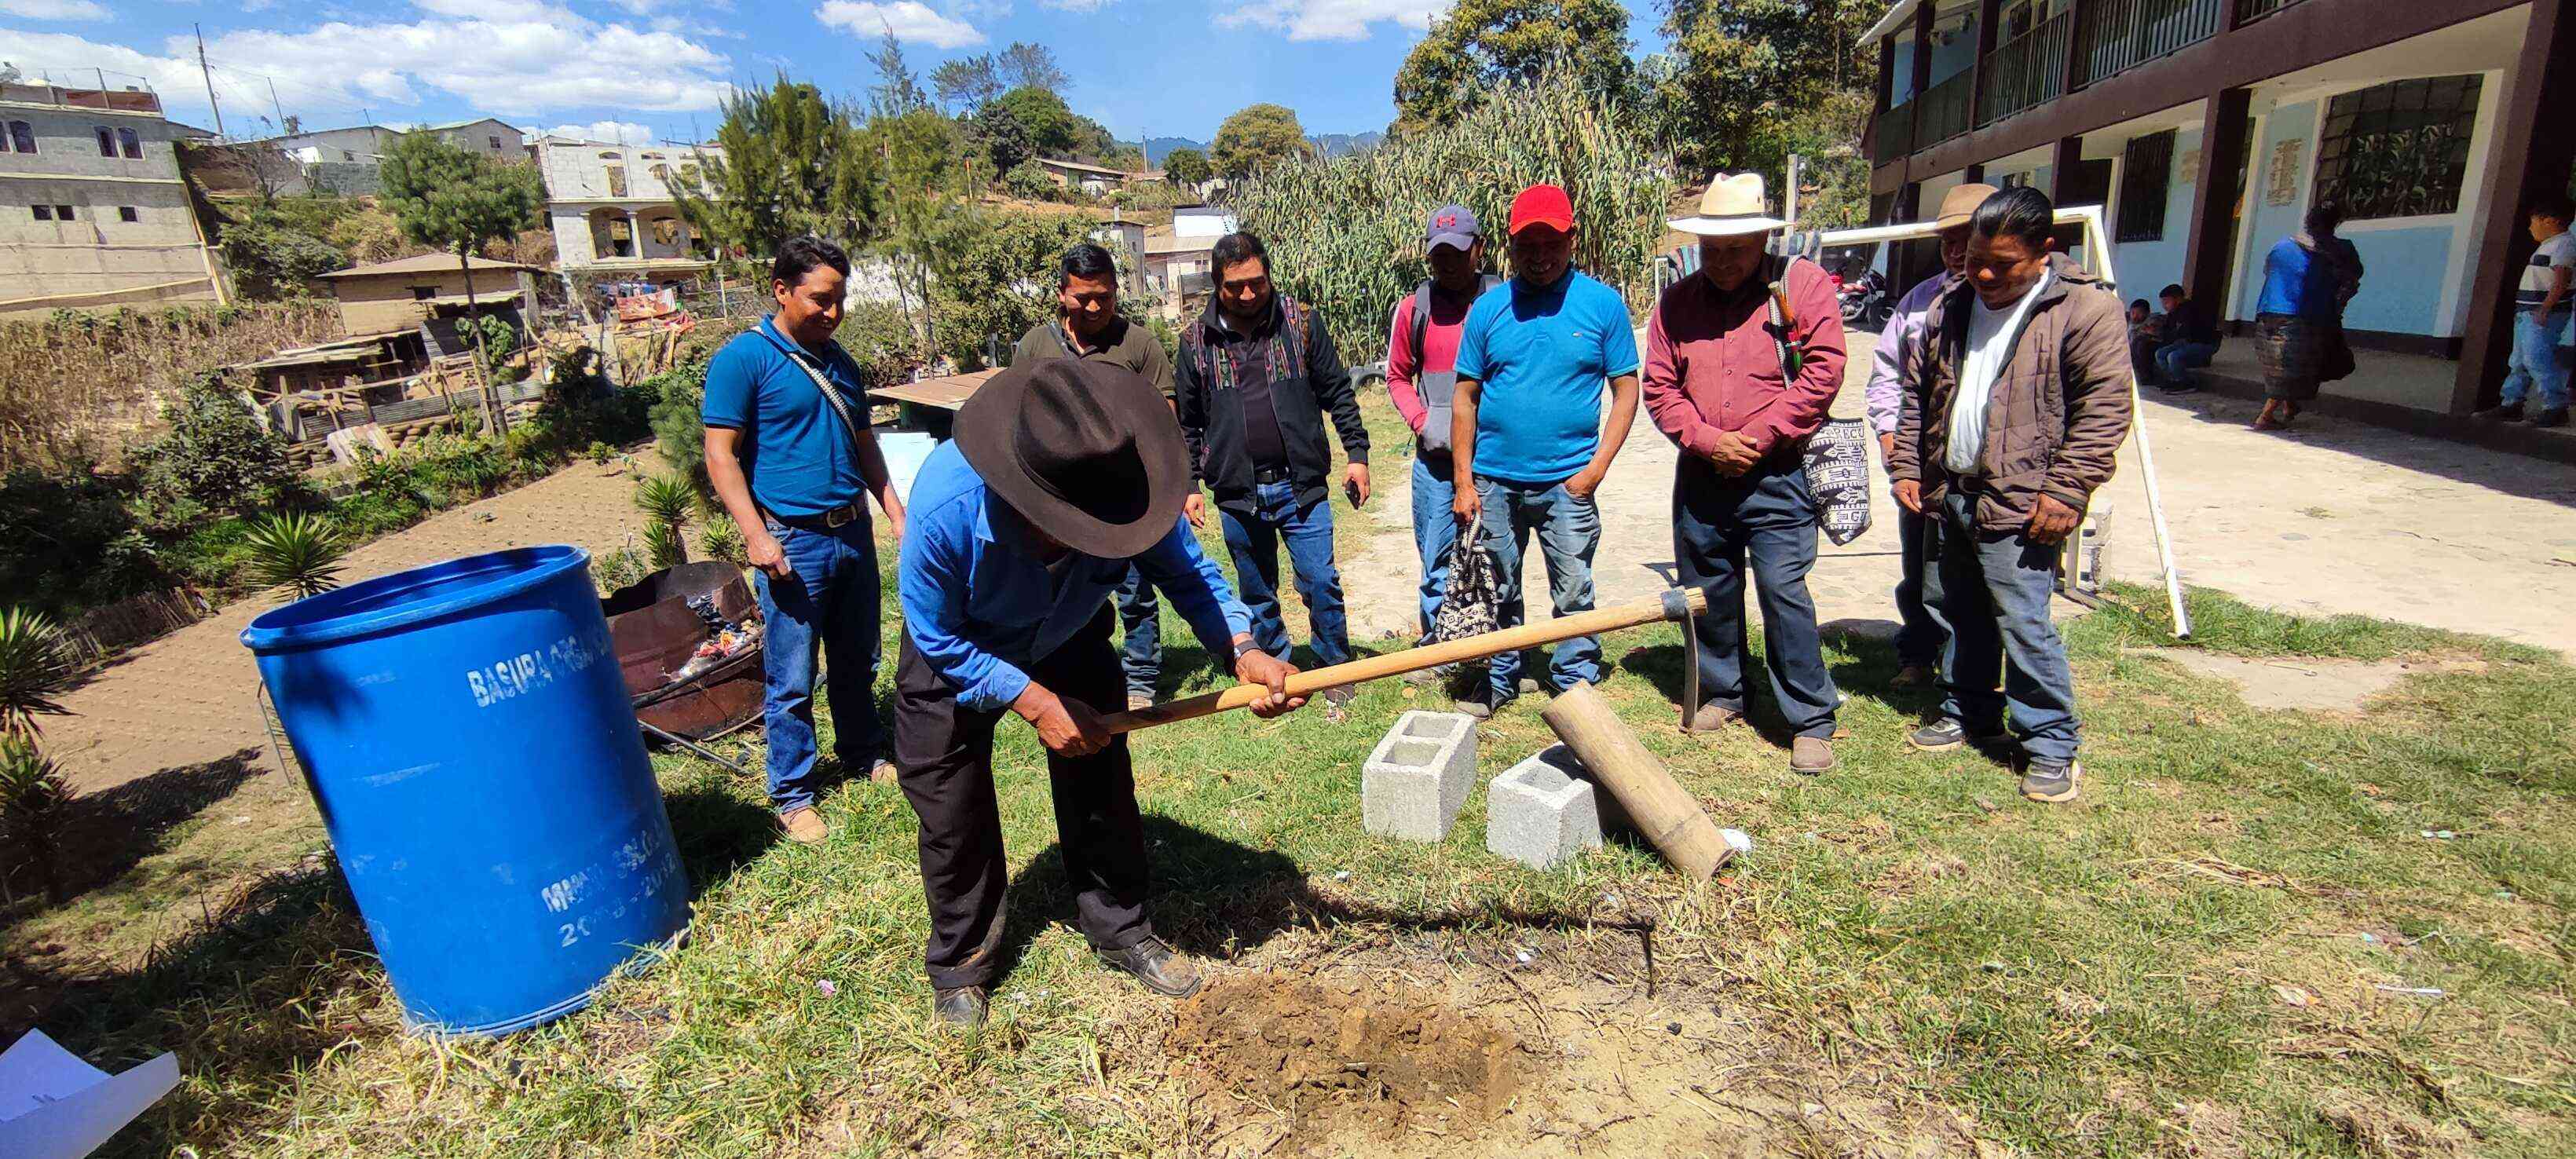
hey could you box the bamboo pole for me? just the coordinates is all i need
[1100,587,1708,735]
[1542,682,1732,882]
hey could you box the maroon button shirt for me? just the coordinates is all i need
[1641,259,1846,459]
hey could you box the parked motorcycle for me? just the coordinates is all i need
[1837,269,1890,330]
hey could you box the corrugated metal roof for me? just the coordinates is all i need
[319,253,536,279]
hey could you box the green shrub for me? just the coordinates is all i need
[932,210,1098,369]
[593,546,647,595]
[1003,161,1054,200]
[126,377,302,525]
[218,200,348,301]
[0,608,74,741]
[0,466,163,618]
[0,739,71,903]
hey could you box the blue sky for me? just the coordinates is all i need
[0,0,1667,145]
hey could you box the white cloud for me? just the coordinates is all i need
[1036,0,1110,11]
[1215,0,1444,42]
[0,5,737,133]
[814,1,985,49]
[0,0,112,20]
[526,119,657,144]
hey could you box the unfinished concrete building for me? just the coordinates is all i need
[0,81,224,316]
[539,136,722,286]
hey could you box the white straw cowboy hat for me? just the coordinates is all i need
[1667,172,1789,236]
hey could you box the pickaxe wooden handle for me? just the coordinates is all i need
[1100,586,1710,735]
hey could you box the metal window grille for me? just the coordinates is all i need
[2313,75,2482,221]
[2117,130,2175,243]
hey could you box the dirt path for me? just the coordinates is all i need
[49,459,657,796]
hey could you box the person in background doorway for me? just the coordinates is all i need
[1009,243,1179,710]
[1385,204,1497,682]
[1175,232,1370,713]
[2251,203,2364,430]
[2476,192,2573,428]
[1644,173,1847,773]
[701,237,907,844]
[2126,298,2161,382]
[2148,282,2221,393]
[895,359,1302,1029]
[1448,184,1642,718]
[1890,187,2132,805]
[1866,182,1995,689]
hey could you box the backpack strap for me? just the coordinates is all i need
[1410,281,1433,368]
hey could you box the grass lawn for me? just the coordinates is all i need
[5,396,2571,1156]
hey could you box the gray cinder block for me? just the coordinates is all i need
[1362,711,1476,842]
[1486,745,1616,870]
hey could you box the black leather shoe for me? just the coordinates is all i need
[932,985,987,1029]
[1098,936,1203,997]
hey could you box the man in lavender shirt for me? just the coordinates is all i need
[1865,183,1996,688]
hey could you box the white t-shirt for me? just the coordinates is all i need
[2519,230,2574,310]
[1947,270,2053,473]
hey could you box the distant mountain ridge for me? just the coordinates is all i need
[1125,130,1384,166]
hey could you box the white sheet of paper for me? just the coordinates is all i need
[0,1029,181,1159]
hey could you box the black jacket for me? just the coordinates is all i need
[1176,294,1370,513]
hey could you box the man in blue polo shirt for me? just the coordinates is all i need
[1447,183,1642,716]
[702,236,907,844]
[895,357,1301,1029]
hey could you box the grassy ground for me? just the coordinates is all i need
[5,398,2572,1156]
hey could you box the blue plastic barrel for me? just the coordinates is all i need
[241,545,690,1036]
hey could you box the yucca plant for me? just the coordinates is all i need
[0,607,74,741]
[634,475,693,568]
[243,511,346,601]
[0,739,71,903]
[699,514,748,565]
[1228,62,1678,364]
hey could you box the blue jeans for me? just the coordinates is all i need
[1115,565,1160,701]
[2499,309,2571,411]
[1923,491,2080,764]
[1218,479,1350,667]
[755,517,887,813]
[1476,477,1603,699]
[1672,456,1838,737]
[1410,454,1458,641]
[2153,341,2217,385]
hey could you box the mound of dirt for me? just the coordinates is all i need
[1167,974,1520,1143]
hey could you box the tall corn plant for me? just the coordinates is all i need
[1228,64,1677,364]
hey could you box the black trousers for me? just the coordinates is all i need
[893,605,1154,991]
[1670,453,1840,739]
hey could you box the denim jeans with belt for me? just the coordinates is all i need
[1476,477,1603,699]
[1922,490,2080,764]
[2500,309,2571,411]
[1218,477,1350,667]
[1409,453,1458,641]
[754,515,887,813]
[1671,455,1837,737]
[1114,565,1161,702]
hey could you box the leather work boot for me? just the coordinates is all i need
[1889,664,1935,689]
[868,756,899,785]
[779,806,828,844]
[1686,702,1744,732]
[1098,936,1204,998]
[932,985,988,1029]
[1789,736,1838,775]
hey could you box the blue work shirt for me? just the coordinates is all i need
[701,315,868,517]
[1452,270,1641,484]
[898,441,1253,711]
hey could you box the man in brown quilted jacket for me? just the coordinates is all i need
[1888,187,2132,805]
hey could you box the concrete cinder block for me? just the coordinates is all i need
[1363,710,1476,842]
[1486,745,1616,870]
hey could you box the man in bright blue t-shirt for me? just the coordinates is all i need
[1447,183,1643,716]
[701,237,907,844]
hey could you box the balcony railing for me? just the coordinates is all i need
[1873,98,1918,166]
[2235,0,2309,23]
[1916,70,1975,148]
[2077,0,2227,86]
[1978,11,2073,127]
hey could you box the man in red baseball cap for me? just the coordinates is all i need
[1445,183,1642,717]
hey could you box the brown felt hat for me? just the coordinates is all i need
[954,357,1190,560]
[1935,183,2001,231]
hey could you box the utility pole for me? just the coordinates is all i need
[193,23,224,137]
[265,78,286,135]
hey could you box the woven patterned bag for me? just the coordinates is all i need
[1429,533,1501,643]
